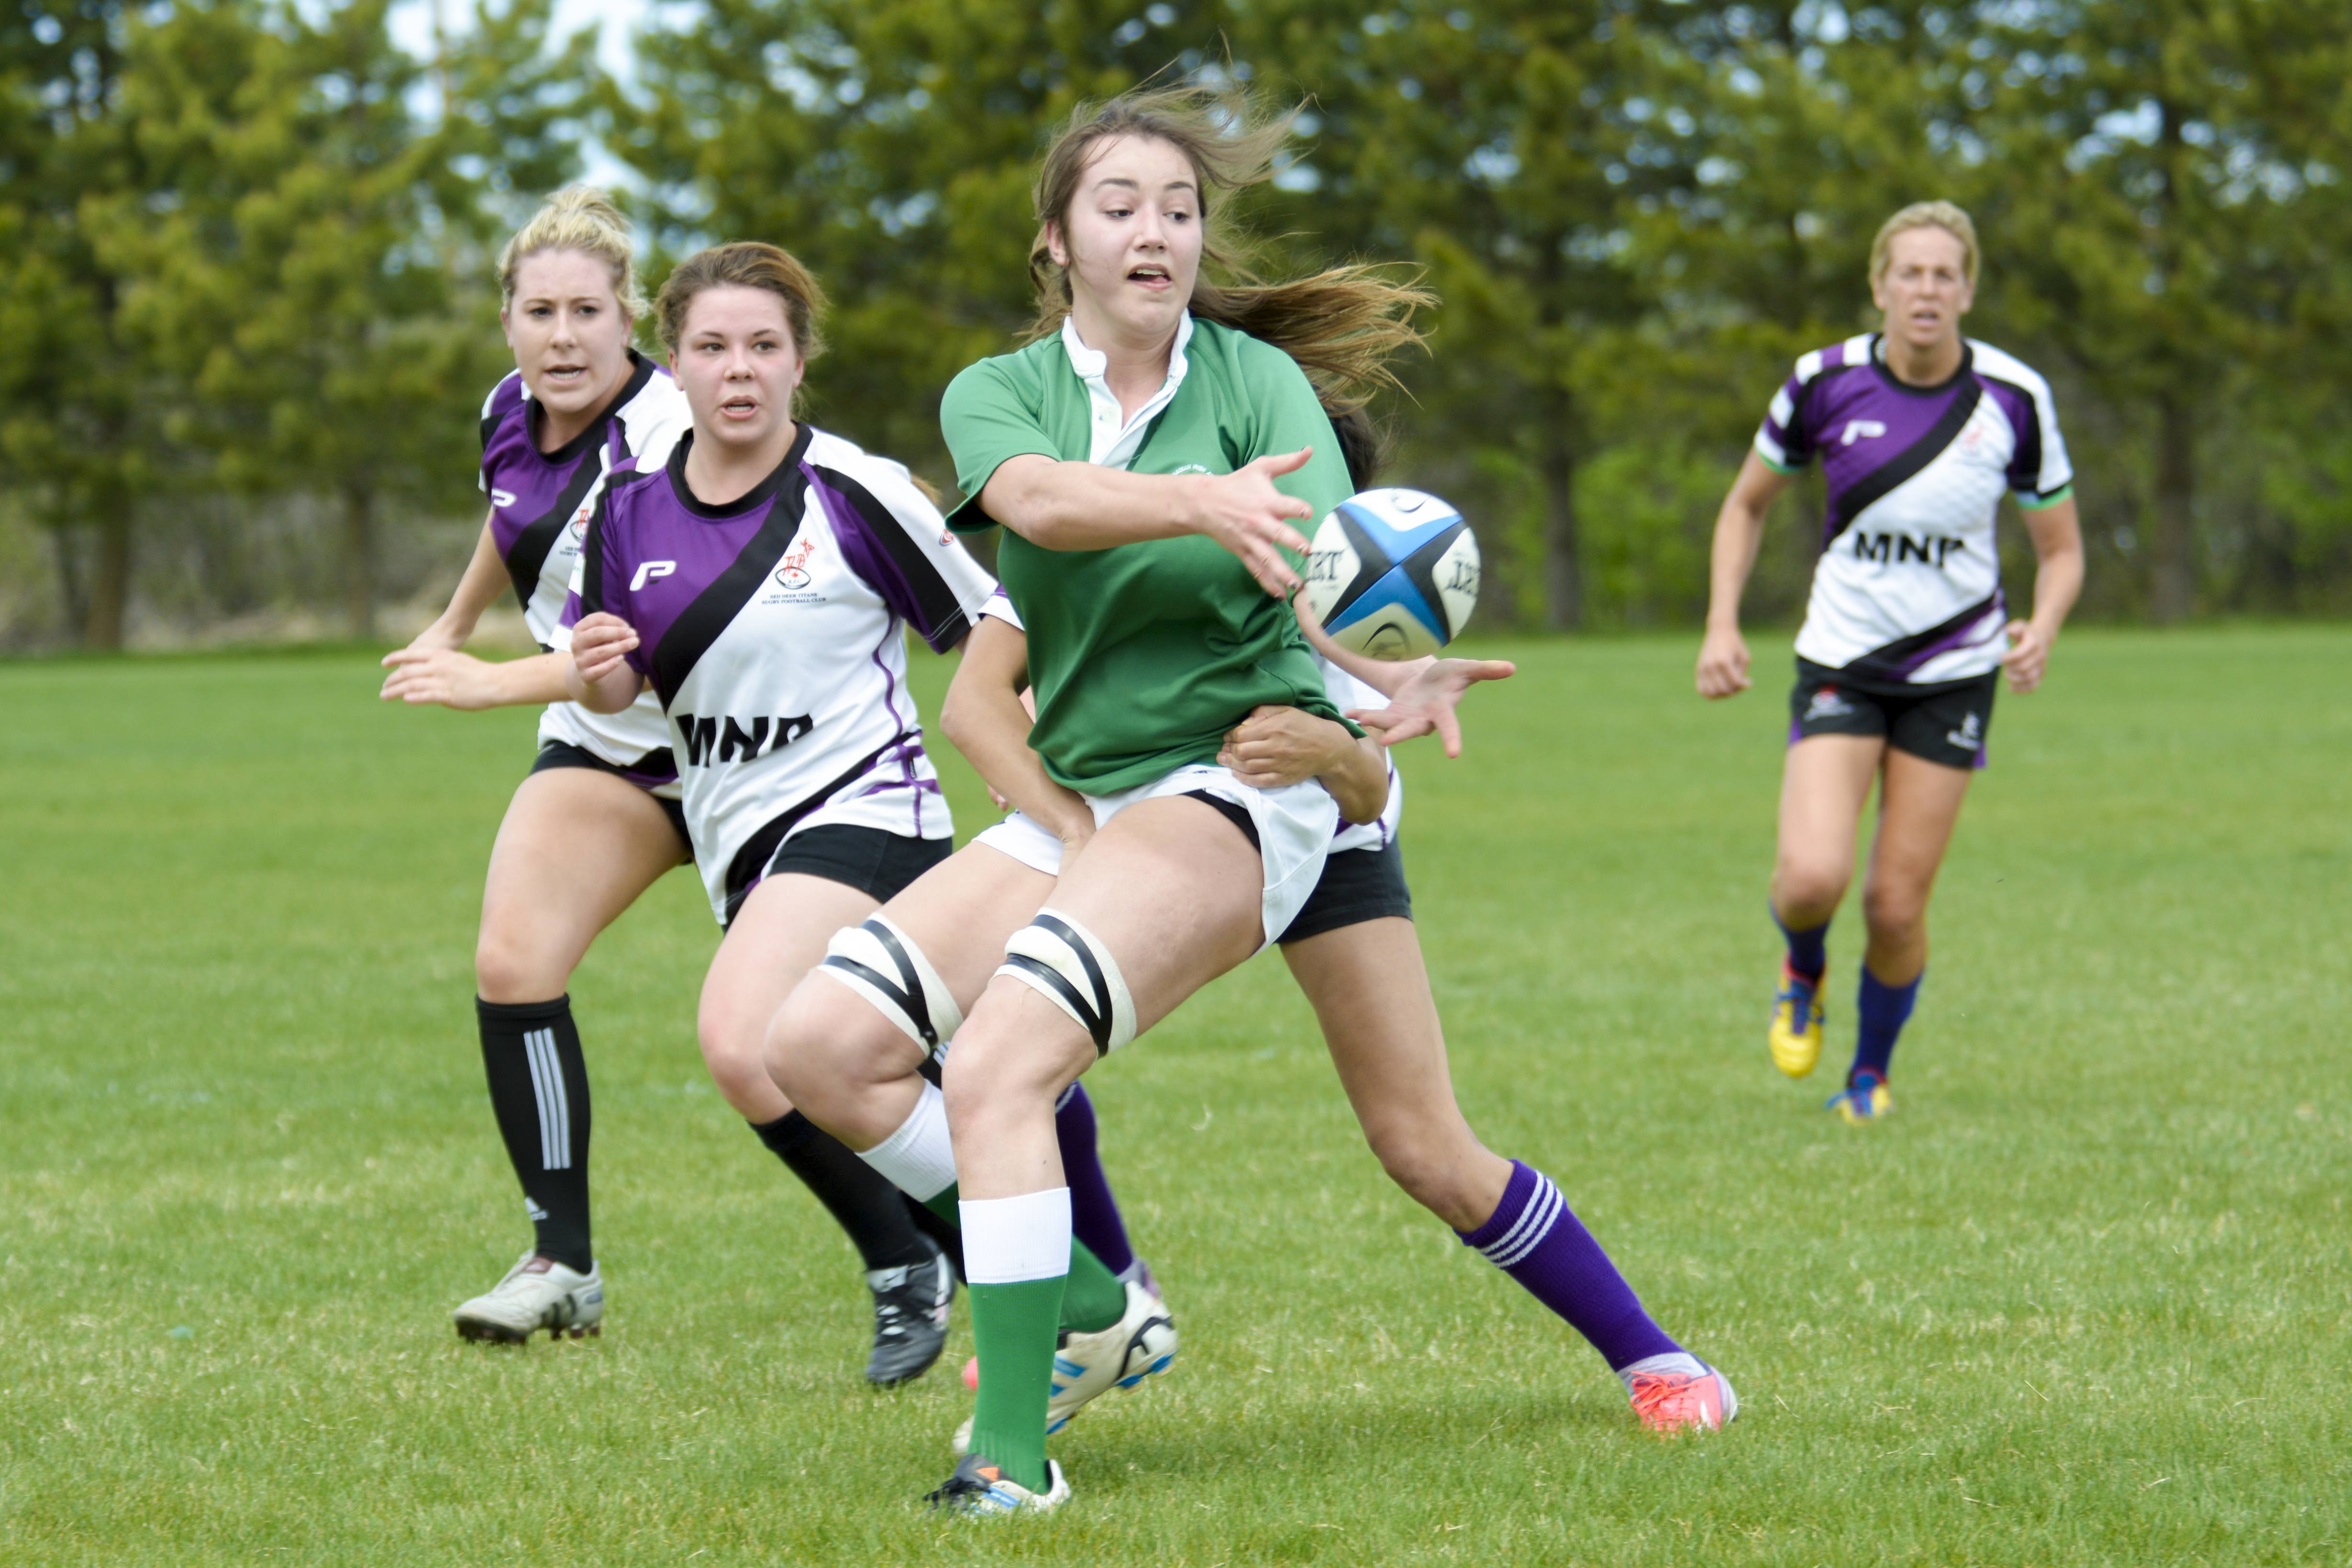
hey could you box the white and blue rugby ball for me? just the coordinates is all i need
[1303,488,1480,660]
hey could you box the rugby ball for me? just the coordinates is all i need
[1303,488,1480,660]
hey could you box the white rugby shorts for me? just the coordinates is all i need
[1083,764,1338,953]
[971,810,1066,876]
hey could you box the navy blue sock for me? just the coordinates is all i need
[1773,906,1829,982]
[1852,966,1921,1083]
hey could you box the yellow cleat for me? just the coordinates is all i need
[1827,1073,1892,1124]
[1768,961,1825,1078]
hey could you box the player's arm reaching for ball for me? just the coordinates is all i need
[1999,494,2082,693]
[1292,590,1515,758]
[377,511,575,710]
[1695,451,1795,699]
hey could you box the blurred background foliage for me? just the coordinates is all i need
[4,0,2350,650]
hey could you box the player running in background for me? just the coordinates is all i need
[380,198,959,1378]
[1694,200,2084,1123]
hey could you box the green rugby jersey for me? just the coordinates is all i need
[941,315,1354,795]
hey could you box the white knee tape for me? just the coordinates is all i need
[817,915,964,1051]
[997,907,1136,1056]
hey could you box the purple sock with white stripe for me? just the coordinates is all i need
[1456,1160,1681,1371]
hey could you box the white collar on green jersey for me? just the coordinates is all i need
[1061,311,1195,470]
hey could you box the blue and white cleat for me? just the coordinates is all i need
[953,1278,1177,1456]
[926,1453,1070,1516]
[1826,1069,1892,1124]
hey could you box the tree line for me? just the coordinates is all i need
[7,0,2350,650]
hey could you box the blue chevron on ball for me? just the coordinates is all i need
[1302,488,1481,660]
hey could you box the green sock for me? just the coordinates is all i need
[964,1274,1062,1492]
[923,1183,1124,1335]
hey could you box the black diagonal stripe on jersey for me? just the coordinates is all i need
[1842,591,2001,683]
[719,733,911,924]
[1393,519,1469,641]
[1327,507,1391,620]
[504,455,606,613]
[599,350,660,445]
[650,423,818,711]
[809,459,974,651]
[1975,373,2042,491]
[1826,378,1983,546]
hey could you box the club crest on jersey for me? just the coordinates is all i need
[774,532,822,591]
[1804,686,1855,721]
[570,504,593,537]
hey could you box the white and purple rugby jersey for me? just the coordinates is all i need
[977,588,1402,853]
[480,350,690,787]
[1756,334,2072,685]
[572,425,997,924]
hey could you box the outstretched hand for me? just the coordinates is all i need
[1191,447,1315,598]
[379,645,498,710]
[1346,656,1517,758]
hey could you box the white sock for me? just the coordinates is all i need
[855,1080,957,1203]
[959,1188,1072,1285]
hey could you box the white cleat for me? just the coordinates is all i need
[452,1252,603,1343]
[954,1277,1177,1455]
[927,1454,1070,1516]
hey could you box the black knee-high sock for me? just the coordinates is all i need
[477,996,594,1272]
[752,1111,935,1275]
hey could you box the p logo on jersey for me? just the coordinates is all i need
[1304,488,1480,661]
[630,560,677,591]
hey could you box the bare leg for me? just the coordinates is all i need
[946,798,1265,1203]
[697,872,879,1123]
[764,844,1057,1149]
[944,798,1265,1489]
[1280,917,1508,1232]
[1770,734,1884,930]
[476,767,684,1002]
[467,767,685,1274]
[1283,916,1697,1384]
[1859,749,1973,987]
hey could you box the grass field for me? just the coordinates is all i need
[2,628,2346,1567]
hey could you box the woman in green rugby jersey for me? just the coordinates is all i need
[763,86,1733,1517]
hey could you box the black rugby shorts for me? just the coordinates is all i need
[1788,659,1996,770]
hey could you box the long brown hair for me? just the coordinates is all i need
[1024,85,1431,418]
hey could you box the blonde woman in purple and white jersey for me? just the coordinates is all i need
[381,195,961,1378]
[1694,201,2085,1123]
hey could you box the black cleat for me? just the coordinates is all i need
[865,1241,953,1386]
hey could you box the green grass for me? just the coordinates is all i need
[2,628,2346,1567]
